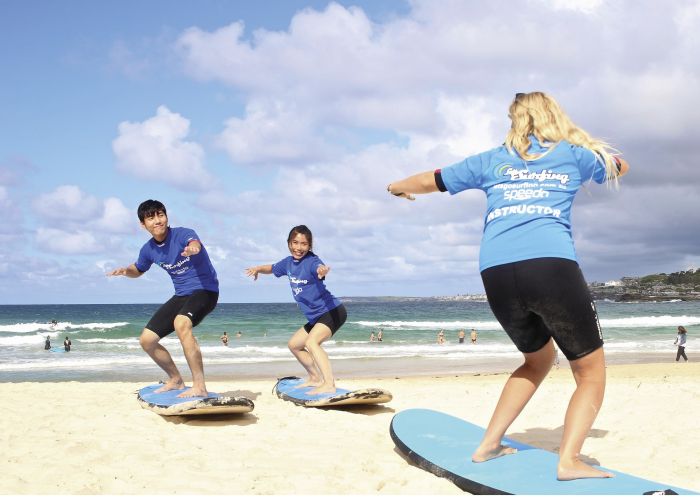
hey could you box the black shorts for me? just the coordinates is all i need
[145,290,219,338]
[303,304,347,336]
[480,258,603,361]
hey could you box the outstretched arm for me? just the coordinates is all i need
[317,264,330,279]
[614,157,630,178]
[245,264,273,281]
[106,264,143,278]
[181,240,202,257]
[387,171,440,200]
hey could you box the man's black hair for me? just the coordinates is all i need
[137,199,167,222]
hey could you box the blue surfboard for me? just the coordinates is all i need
[137,384,254,416]
[390,409,695,495]
[273,376,392,407]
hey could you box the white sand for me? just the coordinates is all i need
[1,362,698,494]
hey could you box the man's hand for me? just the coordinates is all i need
[245,267,260,281]
[181,241,201,257]
[107,267,128,277]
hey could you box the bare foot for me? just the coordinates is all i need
[472,444,517,462]
[295,379,322,389]
[177,386,208,398]
[307,384,336,395]
[154,379,185,393]
[557,459,614,481]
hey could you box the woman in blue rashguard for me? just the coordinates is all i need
[387,92,630,481]
[246,225,346,395]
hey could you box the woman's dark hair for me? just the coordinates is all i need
[137,199,167,222]
[287,225,313,250]
[678,326,687,334]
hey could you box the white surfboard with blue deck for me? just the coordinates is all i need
[137,384,254,416]
[390,408,695,495]
[274,376,392,407]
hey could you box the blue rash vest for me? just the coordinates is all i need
[272,252,341,323]
[440,136,607,271]
[135,227,219,296]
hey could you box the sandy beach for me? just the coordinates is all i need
[1,362,698,494]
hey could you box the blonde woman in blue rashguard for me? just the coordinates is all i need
[388,92,630,481]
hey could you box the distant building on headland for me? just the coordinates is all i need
[589,270,700,302]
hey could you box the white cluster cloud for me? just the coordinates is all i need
[112,105,212,190]
[36,228,101,255]
[216,101,336,165]
[34,185,102,221]
[32,186,135,255]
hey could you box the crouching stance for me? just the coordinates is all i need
[246,225,346,395]
[108,199,219,397]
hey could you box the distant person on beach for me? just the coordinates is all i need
[220,332,229,346]
[458,329,466,343]
[471,328,478,344]
[49,319,57,329]
[246,225,347,395]
[107,199,219,398]
[235,331,242,338]
[370,331,376,342]
[63,337,71,352]
[377,329,383,342]
[674,326,688,362]
[387,91,629,481]
[437,330,445,345]
[44,336,51,350]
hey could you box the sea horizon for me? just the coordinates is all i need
[2,299,695,383]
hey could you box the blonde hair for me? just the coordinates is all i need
[505,92,620,185]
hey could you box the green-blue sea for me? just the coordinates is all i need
[1,299,696,382]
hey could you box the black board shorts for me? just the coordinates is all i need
[145,290,219,338]
[480,258,603,361]
[303,304,347,336]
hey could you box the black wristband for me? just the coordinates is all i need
[613,156,622,174]
[434,169,447,192]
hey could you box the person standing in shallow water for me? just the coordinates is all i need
[107,199,219,398]
[64,336,72,352]
[674,326,688,362]
[387,91,629,481]
[44,336,51,350]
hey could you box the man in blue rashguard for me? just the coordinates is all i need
[108,199,219,398]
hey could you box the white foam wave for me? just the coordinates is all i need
[0,355,154,371]
[0,321,128,333]
[0,336,686,372]
[78,338,139,344]
[599,315,700,328]
[353,320,502,330]
[354,315,700,330]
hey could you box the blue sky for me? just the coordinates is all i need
[2,0,699,304]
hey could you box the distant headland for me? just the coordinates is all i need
[342,268,700,303]
[588,268,700,302]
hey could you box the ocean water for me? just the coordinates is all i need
[0,299,696,382]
